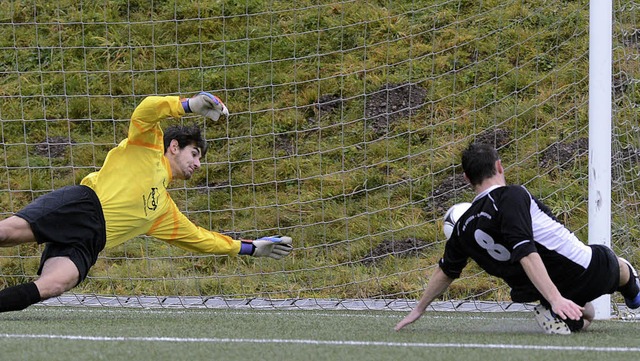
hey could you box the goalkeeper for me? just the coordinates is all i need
[0,93,293,312]
[395,142,640,334]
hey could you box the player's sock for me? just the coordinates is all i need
[0,282,41,312]
[618,260,640,309]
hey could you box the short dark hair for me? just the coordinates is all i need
[163,124,207,156]
[461,142,499,186]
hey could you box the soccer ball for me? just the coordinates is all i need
[443,202,472,239]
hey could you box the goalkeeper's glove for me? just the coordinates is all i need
[239,236,293,260]
[181,92,229,121]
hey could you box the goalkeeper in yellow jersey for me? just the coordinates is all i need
[0,93,293,312]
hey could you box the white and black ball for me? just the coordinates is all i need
[443,202,472,239]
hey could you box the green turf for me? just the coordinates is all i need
[0,306,638,361]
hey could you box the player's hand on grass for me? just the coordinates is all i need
[240,236,293,260]
[182,92,229,121]
[394,309,424,331]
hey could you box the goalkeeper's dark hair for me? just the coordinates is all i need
[163,124,208,157]
[461,142,499,186]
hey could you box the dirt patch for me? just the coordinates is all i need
[475,128,512,150]
[360,237,431,265]
[33,136,74,158]
[274,133,295,156]
[313,82,427,135]
[539,138,588,169]
[364,82,427,134]
[314,94,344,116]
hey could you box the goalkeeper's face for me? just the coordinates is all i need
[168,142,202,180]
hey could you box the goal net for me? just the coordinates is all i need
[0,1,637,314]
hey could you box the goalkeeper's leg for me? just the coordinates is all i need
[0,216,41,312]
[34,256,80,299]
[0,256,79,312]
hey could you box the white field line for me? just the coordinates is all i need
[0,333,639,353]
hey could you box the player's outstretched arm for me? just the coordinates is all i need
[395,267,454,331]
[182,92,230,121]
[239,236,293,260]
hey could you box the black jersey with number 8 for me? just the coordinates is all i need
[439,185,593,302]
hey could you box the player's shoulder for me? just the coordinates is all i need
[494,184,530,195]
[508,184,531,195]
[490,185,533,204]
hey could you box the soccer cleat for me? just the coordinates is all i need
[533,304,571,335]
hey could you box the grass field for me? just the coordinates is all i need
[0,306,638,361]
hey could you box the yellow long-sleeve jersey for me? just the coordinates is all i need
[81,96,241,255]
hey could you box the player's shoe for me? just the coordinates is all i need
[620,259,640,309]
[533,304,571,335]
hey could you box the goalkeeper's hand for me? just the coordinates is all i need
[240,236,293,260]
[182,92,229,121]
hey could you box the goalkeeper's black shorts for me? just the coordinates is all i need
[16,185,106,285]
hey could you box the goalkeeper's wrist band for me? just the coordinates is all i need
[181,99,191,113]
[239,241,255,255]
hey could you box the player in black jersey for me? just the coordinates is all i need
[395,142,640,334]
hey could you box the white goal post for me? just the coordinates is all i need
[589,0,612,320]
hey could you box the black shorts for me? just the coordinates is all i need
[536,244,619,330]
[16,185,106,285]
[535,245,619,331]
[556,244,620,306]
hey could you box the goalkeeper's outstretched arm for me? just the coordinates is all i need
[394,267,454,331]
